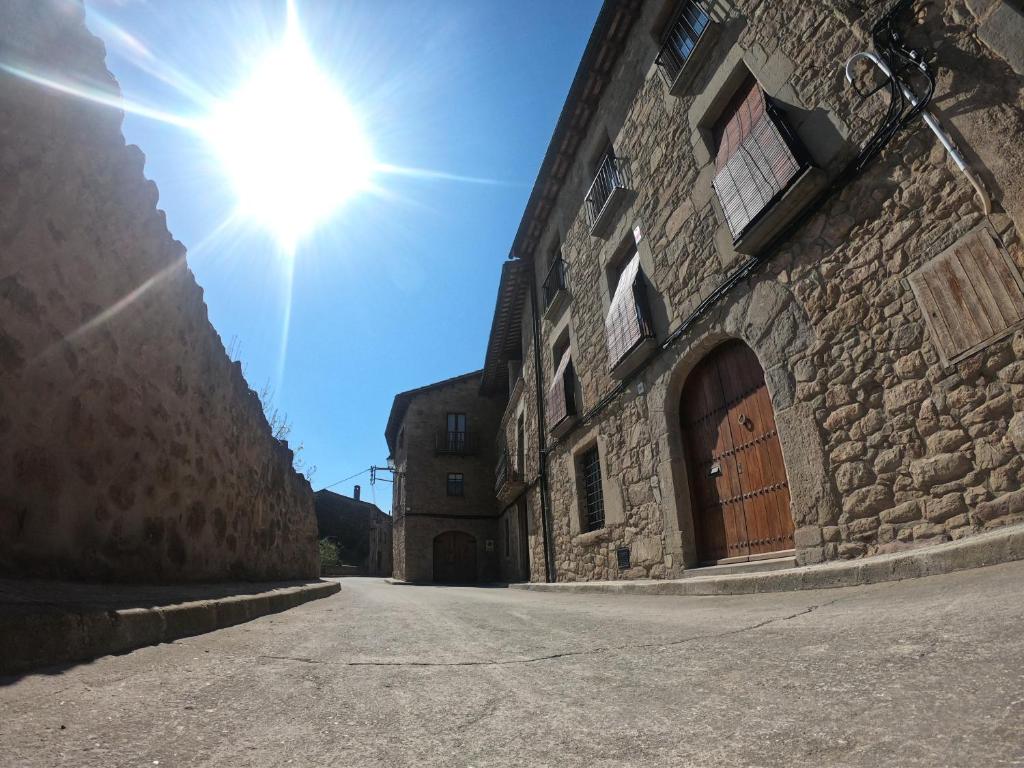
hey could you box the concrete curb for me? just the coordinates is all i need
[509,524,1024,596]
[0,580,340,676]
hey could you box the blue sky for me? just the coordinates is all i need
[82,0,602,508]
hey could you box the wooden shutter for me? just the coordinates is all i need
[712,77,804,239]
[605,253,653,369]
[908,227,1024,366]
[547,348,576,430]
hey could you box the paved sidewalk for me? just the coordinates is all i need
[512,523,1024,595]
[0,577,339,675]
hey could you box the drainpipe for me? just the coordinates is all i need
[527,267,556,583]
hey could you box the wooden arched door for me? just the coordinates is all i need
[680,341,793,564]
[433,531,477,583]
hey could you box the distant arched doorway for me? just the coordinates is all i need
[433,531,477,583]
[679,340,794,564]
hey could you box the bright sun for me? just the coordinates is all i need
[202,3,374,251]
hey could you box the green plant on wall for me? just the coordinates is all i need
[318,538,341,571]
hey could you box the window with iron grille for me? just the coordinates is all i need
[605,252,654,369]
[446,473,464,497]
[711,75,807,240]
[546,346,577,430]
[580,447,605,532]
[655,1,711,82]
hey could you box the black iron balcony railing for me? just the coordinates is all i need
[495,449,523,494]
[655,1,711,83]
[543,257,569,308]
[434,430,478,455]
[585,154,627,228]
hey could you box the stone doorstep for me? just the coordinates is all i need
[508,523,1024,596]
[679,554,796,578]
[0,579,341,677]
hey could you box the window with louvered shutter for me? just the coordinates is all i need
[908,227,1024,366]
[712,76,805,239]
[547,348,576,430]
[605,253,653,369]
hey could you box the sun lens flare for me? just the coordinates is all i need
[201,2,374,252]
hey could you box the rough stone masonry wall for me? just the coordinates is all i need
[391,375,501,581]
[0,1,319,582]
[528,0,1024,581]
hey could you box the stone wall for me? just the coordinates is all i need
[509,0,1024,581]
[0,0,319,582]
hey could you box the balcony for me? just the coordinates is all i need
[434,430,478,455]
[543,256,569,318]
[655,1,716,97]
[495,450,525,503]
[585,153,629,238]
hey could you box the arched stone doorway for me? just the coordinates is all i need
[432,531,477,583]
[679,340,794,564]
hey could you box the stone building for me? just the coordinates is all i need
[475,0,1024,582]
[385,371,528,583]
[0,0,318,582]
[313,486,393,576]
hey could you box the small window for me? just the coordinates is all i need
[446,473,464,497]
[544,245,568,308]
[446,413,467,452]
[580,447,605,532]
[447,413,467,433]
[585,145,626,229]
[655,1,711,82]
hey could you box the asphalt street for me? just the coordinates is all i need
[3,563,1024,767]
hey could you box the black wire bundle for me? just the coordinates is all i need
[851,0,937,175]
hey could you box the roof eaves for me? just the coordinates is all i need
[480,260,530,394]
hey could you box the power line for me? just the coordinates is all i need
[322,468,370,490]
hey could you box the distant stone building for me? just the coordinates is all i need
[398,0,1024,583]
[314,487,392,576]
[0,0,318,582]
[385,371,528,583]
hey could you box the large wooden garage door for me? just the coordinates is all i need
[680,341,793,564]
[433,531,477,583]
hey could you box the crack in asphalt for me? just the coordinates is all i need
[257,597,843,668]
